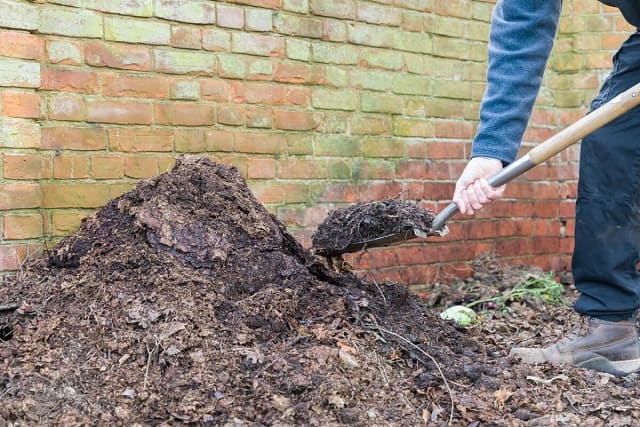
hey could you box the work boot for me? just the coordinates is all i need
[509,317,640,376]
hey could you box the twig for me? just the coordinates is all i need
[370,278,388,306]
[0,304,19,311]
[143,339,159,390]
[368,325,455,426]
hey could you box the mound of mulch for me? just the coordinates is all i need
[2,157,640,426]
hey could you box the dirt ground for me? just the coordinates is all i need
[1,157,640,426]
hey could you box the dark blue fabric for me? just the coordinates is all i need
[572,32,640,320]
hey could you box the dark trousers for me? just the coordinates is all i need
[572,31,640,321]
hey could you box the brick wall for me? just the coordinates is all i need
[0,0,634,290]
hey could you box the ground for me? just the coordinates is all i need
[1,157,639,426]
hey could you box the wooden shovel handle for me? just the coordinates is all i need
[528,82,640,165]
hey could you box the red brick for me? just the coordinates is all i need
[85,41,152,71]
[101,73,169,98]
[51,212,87,236]
[108,128,174,152]
[247,158,276,179]
[274,62,322,84]
[87,100,153,124]
[274,110,320,130]
[434,119,474,139]
[41,68,100,93]
[206,130,235,152]
[155,102,215,126]
[427,142,465,159]
[1,91,41,118]
[278,159,327,179]
[171,26,202,49]
[91,154,124,179]
[217,105,245,126]
[357,182,403,201]
[0,30,44,60]
[175,129,207,152]
[230,82,285,105]
[4,214,43,239]
[53,155,91,179]
[0,184,41,210]
[124,155,159,178]
[246,107,274,128]
[41,127,107,150]
[4,154,49,179]
[202,78,230,101]
[285,87,311,107]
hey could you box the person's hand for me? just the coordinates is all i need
[453,157,505,215]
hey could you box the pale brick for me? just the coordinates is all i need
[232,33,285,57]
[311,42,358,64]
[360,50,404,70]
[0,0,38,30]
[274,13,323,38]
[311,89,358,111]
[47,40,83,65]
[310,0,356,19]
[362,93,404,114]
[286,39,311,61]
[202,28,231,52]
[283,0,309,13]
[356,2,402,26]
[153,49,216,75]
[394,31,432,54]
[350,69,393,91]
[392,75,431,96]
[105,16,171,45]
[0,117,40,148]
[40,7,103,38]
[0,58,40,88]
[86,0,152,16]
[246,8,273,32]
[41,183,111,208]
[348,22,394,48]
[218,54,246,79]
[154,0,215,24]
[171,80,200,99]
[217,4,244,29]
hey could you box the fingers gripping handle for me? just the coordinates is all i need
[430,81,640,233]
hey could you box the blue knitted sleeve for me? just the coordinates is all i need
[471,0,562,164]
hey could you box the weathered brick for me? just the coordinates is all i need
[231,82,285,105]
[202,28,231,52]
[311,42,359,64]
[0,30,44,60]
[91,154,125,179]
[348,22,395,48]
[361,137,405,158]
[101,73,169,98]
[124,155,159,178]
[285,87,310,107]
[155,102,215,126]
[232,33,285,57]
[3,214,43,240]
[153,50,216,75]
[205,130,234,152]
[40,7,103,38]
[246,107,274,128]
[1,91,41,118]
[235,132,286,154]
[85,41,152,71]
[46,39,83,65]
[323,18,348,42]
[155,0,215,24]
[247,59,273,80]
[278,158,327,179]
[393,118,433,137]
[41,183,110,208]
[434,119,473,139]
[247,157,276,179]
[171,79,200,100]
[274,110,320,130]
[246,8,273,32]
[350,69,393,91]
[218,54,246,79]
[171,26,202,49]
[361,93,404,114]
[105,17,170,45]
[217,105,245,126]
[82,0,152,16]
[174,129,207,152]
[274,62,322,84]
[0,183,41,210]
[41,126,107,150]
[202,78,229,101]
[311,88,358,111]
[360,50,404,70]
[0,117,40,148]
[51,212,86,236]
[310,0,356,19]
[350,114,391,135]
[0,59,40,88]
[274,13,323,38]
[432,79,473,100]
[283,0,309,13]
[435,0,473,19]
[357,2,402,26]
[286,38,311,61]
[108,128,174,151]
[392,74,431,95]
[87,100,153,124]
[217,4,245,29]
[41,67,99,93]
[0,0,39,31]
[53,154,91,179]
[3,154,48,179]
[314,135,361,156]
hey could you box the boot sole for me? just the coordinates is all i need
[577,356,640,377]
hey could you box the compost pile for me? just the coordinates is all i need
[2,157,640,426]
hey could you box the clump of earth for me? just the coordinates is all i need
[1,157,639,426]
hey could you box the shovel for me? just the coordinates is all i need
[340,81,640,253]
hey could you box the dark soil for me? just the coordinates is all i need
[311,199,435,256]
[1,157,640,426]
